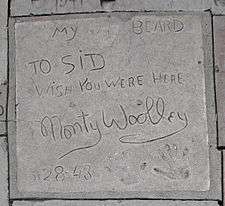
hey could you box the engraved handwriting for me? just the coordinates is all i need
[27,52,106,76]
[52,26,78,41]
[132,18,184,34]
[38,96,189,159]
[31,163,93,182]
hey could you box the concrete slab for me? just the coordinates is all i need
[0,0,8,135]
[212,0,225,14]
[0,83,7,135]
[11,0,225,15]
[113,0,214,12]
[0,1,9,204]
[12,200,220,206]
[213,16,225,147]
[0,0,8,84]
[10,0,214,16]
[8,12,221,200]
[0,137,8,206]
[10,0,101,16]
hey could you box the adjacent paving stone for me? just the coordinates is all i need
[8,12,220,200]
[0,137,8,206]
[12,200,220,206]
[0,0,8,83]
[12,0,225,15]
[113,0,214,12]
[11,0,225,15]
[0,83,7,135]
[10,0,214,16]
[224,151,225,206]
[213,16,225,147]
[0,0,8,135]
[213,0,225,14]
[0,1,9,204]
[10,0,101,16]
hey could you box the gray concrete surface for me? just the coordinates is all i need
[222,150,225,206]
[214,16,225,147]
[0,84,7,136]
[0,0,8,135]
[112,0,213,12]
[3,0,225,205]
[0,2,9,205]
[12,200,220,206]
[0,137,8,206]
[10,0,101,16]
[10,0,225,15]
[10,0,213,15]
[0,0,8,84]
[7,12,221,200]
[213,0,225,13]
[1,0,10,204]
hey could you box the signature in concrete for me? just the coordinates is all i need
[38,96,189,159]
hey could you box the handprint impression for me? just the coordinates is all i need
[153,143,190,180]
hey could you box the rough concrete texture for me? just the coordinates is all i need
[11,0,101,16]
[0,0,8,135]
[10,0,225,15]
[0,1,10,205]
[213,16,225,147]
[0,84,7,135]
[15,13,208,193]
[213,0,225,13]
[7,12,221,200]
[12,200,220,206]
[9,0,212,16]
[0,0,8,83]
[0,137,8,206]
[112,0,213,12]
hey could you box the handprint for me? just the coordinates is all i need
[153,143,190,180]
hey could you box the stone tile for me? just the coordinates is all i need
[8,12,221,200]
[212,0,225,14]
[0,137,8,206]
[213,16,225,147]
[112,0,213,12]
[10,0,215,16]
[10,0,101,16]
[11,0,225,15]
[12,200,220,206]
[0,0,8,83]
[0,0,8,135]
[0,83,7,135]
[0,1,9,205]
[224,151,225,206]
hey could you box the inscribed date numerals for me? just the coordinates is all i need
[31,164,93,182]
